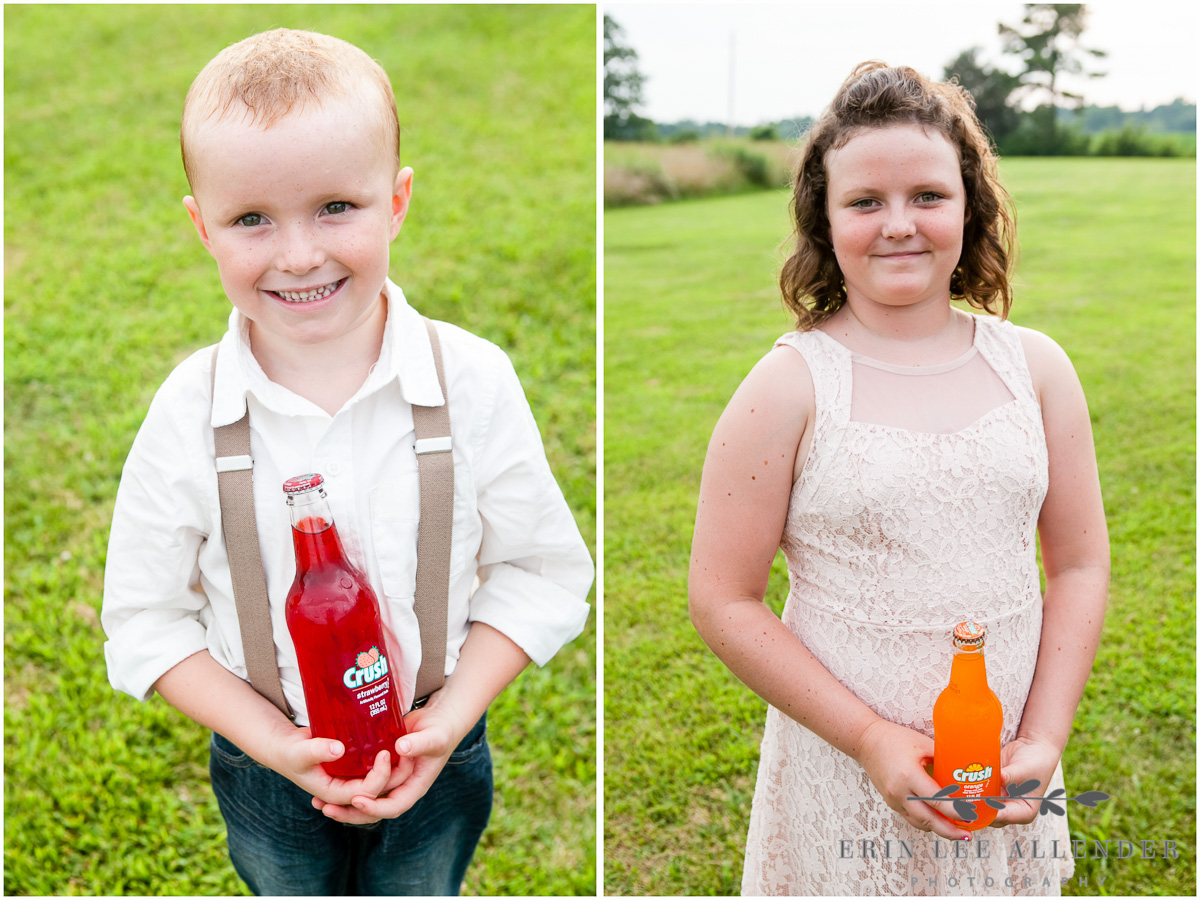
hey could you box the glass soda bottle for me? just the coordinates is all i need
[282,473,407,779]
[932,621,1003,831]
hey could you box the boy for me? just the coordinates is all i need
[101,28,593,896]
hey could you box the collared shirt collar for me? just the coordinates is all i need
[381,278,446,409]
[210,278,445,428]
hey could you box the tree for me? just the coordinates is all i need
[998,4,1107,151]
[943,48,1023,145]
[604,15,653,140]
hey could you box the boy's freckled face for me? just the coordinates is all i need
[184,95,410,352]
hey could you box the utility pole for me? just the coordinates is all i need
[727,31,735,137]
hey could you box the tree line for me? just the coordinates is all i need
[605,5,1195,157]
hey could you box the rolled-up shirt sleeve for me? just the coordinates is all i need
[466,353,593,666]
[102,364,214,701]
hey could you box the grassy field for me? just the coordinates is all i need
[604,158,1195,896]
[4,5,595,896]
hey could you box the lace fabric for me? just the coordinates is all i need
[742,317,1074,896]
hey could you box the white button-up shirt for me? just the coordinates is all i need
[102,280,593,724]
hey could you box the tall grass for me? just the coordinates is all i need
[4,5,596,895]
[605,132,1196,207]
[604,139,795,206]
[603,158,1195,896]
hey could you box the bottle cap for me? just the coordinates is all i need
[952,621,986,650]
[282,473,325,495]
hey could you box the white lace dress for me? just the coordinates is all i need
[741,316,1074,896]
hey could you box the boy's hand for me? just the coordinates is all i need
[273,726,415,808]
[311,703,462,825]
[312,623,529,825]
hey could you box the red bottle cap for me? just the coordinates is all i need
[282,473,325,494]
[953,621,986,649]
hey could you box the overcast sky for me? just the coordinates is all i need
[606,2,1198,126]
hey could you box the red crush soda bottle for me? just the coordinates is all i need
[282,473,407,779]
[932,621,1003,831]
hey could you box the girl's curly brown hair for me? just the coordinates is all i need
[780,61,1016,331]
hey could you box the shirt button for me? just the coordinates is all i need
[327,461,343,476]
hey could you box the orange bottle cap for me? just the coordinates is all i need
[953,621,986,649]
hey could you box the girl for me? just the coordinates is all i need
[689,62,1108,896]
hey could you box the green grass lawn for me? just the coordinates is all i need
[4,5,595,895]
[603,158,1195,896]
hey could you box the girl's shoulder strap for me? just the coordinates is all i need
[774,329,852,423]
[772,330,852,509]
[971,315,1039,407]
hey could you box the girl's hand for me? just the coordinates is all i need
[858,719,973,840]
[990,736,1062,827]
[270,726,413,808]
[312,704,461,825]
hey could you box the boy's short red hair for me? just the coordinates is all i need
[181,28,399,189]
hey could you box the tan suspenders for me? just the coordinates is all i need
[212,379,293,719]
[210,317,453,718]
[408,319,454,706]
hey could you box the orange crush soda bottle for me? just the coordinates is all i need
[932,621,1003,831]
[282,473,407,779]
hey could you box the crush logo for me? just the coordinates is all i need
[953,763,993,784]
[343,645,389,688]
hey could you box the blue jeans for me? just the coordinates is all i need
[208,714,492,896]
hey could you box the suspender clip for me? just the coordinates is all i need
[215,454,253,472]
[414,436,452,455]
